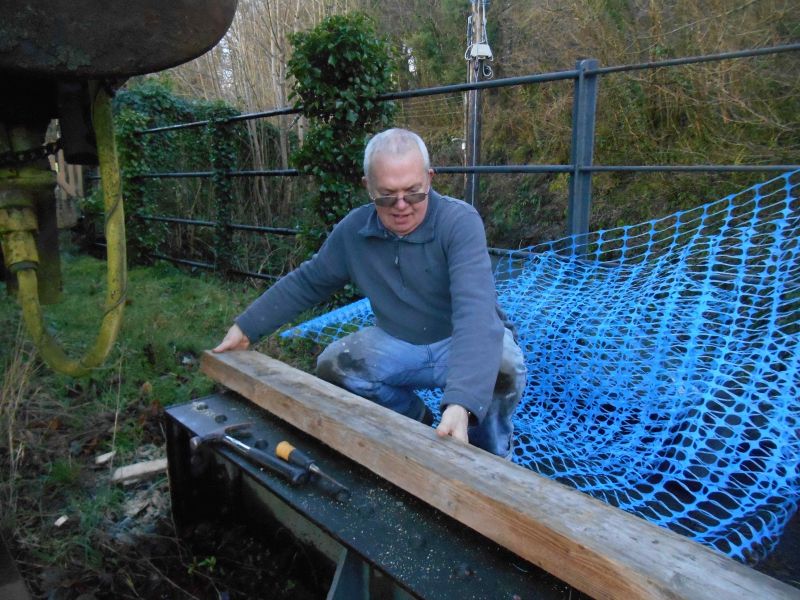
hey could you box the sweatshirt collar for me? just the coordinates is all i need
[358,189,441,243]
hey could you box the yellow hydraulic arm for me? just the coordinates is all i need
[0,0,237,376]
[0,87,126,376]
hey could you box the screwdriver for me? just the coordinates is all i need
[276,441,351,502]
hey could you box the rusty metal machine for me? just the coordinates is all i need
[0,4,236,597]
[0,0,237,375]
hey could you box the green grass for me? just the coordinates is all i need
[0,244,336,595]
[44,458,83,488]
[0,249,271,578]
[0,244,329,452]
[1,250,266,410]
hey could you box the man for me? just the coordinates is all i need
[214,128,526,458]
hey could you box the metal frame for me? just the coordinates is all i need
[566,58,598,246]
[166,391,580,599]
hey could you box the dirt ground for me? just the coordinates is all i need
[16,494,327,599]
[5,397,329,600]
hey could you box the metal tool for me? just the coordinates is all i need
[276,441,351,501]
[190,423,308,486]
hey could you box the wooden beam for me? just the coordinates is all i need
[111,458,168,484]
[201,350,799,600]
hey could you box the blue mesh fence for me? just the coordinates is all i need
[281,171,800,562]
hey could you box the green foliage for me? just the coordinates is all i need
[79,78,245,264]
[287,13,396,253]
[207,115,240,273]
[371,0,467,89]
[45,458,82,488]
[288,13,396,128]
[113,103,159,264]
[113,77,234,129]
[80,3,800,264]
[94,77,303,279]
[188,555,218,576]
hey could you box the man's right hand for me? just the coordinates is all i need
[213,323,250,353]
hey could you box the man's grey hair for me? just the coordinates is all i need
[363,128,430,183]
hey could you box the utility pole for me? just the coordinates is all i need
[464,0,493,207]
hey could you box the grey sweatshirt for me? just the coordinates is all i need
[235,190,505,422]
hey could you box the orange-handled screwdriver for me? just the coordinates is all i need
[276,441,351,501]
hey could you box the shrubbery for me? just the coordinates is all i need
[287,13,396,256]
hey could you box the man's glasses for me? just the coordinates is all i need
[371,190,429,207]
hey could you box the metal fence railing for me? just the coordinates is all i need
[127,42,800,278]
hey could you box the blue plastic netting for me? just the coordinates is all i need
[281,171,800,562]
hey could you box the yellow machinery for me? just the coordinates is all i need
[0,1,237,375]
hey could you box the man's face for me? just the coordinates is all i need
[365,150,433,237]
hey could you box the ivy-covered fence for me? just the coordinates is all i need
[85,78,307,279]
[83,13,397,283]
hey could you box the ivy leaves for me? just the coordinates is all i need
[288,14,395,130]
[110,79,240,265]
[287,13,396,251]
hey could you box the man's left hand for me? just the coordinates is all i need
[436,404,469,444]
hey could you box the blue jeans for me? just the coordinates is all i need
[316,327,527,457]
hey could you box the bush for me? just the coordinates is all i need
[287,13,397,255]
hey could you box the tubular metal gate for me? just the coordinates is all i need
[123,43,800,278]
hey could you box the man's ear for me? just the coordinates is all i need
[362,176,369,190]
[428,169,435,182]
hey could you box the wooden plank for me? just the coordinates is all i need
[111,458,167,484]
[201,350,800,600]
[52,150,77,198]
